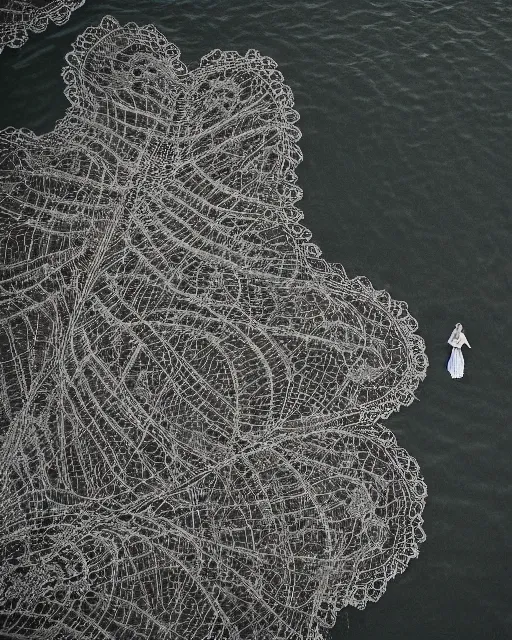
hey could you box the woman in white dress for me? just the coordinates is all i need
[447,323,471,379]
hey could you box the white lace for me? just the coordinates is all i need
[0,16,428,639]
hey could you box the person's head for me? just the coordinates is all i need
[456,323,463,332]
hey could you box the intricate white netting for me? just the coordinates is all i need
[0,0,86,53]
[0,16,428,640]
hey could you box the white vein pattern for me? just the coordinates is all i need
[0,16,428,640]
[0,0,86,53]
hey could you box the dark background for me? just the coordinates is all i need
[1,1,510,638]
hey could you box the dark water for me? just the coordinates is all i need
[1,1,511,638]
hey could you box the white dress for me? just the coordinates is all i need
[447,331,471,379]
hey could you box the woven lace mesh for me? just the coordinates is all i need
[0,16,428,640]
[0,0,86,53]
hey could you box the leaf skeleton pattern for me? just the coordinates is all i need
[0,16,428,640]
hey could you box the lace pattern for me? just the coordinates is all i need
[0,16,428,639]
[0,1,86,53]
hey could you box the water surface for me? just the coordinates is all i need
[1,1,511,638]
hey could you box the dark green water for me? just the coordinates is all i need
[1,1,511,638]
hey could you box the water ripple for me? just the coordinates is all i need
[0,1,510,639]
